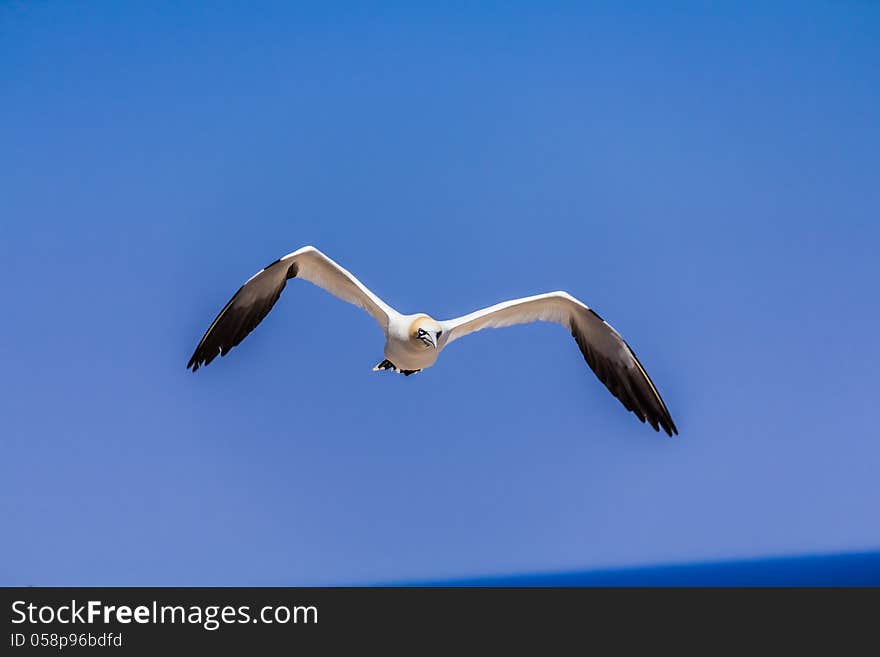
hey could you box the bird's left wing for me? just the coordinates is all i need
[187,246,394,371]
[440,292,678,436]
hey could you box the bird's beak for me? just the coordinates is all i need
[426,333,437,349]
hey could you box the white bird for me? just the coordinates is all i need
[188,246,678,436]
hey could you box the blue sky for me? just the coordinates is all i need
[1,1,878,585]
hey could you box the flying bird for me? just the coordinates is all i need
[187,246,678,436]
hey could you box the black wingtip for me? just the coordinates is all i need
[656,413,678,437]
[187,346,221,372]
[570,316,678,439]
[658,399,678,437]
[186,259,293,376]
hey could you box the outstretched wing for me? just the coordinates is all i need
[187,246,394,371]
[440,292,678,436]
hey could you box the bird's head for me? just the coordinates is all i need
[410,316,443,350]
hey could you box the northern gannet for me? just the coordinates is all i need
[187,246,678,436]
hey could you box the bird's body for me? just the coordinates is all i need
[382,314,442,373]
[188,245,678,436]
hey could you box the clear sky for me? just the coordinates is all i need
[1,1,878,585]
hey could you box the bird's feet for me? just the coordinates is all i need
[373,358,397,372]
[373,359,421,376]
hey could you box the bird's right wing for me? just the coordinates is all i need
[187,246,394,371]
[440,292,677,436]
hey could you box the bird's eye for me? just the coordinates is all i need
[436,330,443,337]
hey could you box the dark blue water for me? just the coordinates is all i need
[409,552,880,586]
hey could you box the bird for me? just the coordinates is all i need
[187,245,678,436]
